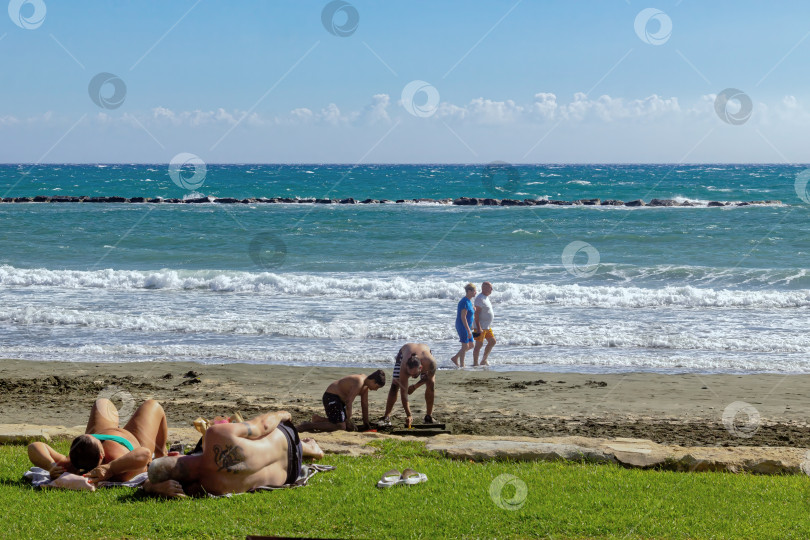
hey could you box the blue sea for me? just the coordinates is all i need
[1,163,809,374]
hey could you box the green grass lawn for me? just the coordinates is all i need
[2,439,809,539]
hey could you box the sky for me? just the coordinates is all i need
[1,0,810,163]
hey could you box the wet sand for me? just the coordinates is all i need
[1,359,809,447]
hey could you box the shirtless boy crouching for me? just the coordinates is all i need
[145,410,324,498]
[296,370,386,433]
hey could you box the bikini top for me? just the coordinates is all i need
[90,433,135,452]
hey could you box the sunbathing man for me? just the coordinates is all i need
[144,410,324,498]
[27,398,168,483]
[296,370,386,433]
[381,343,438,428]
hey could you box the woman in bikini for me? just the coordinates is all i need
[27,398,169,483]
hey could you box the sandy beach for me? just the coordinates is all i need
[1,359,808,447]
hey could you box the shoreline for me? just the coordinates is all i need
[2,359,809,447]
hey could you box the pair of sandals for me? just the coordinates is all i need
[376,468,428,488]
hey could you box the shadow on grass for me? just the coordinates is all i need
[0,477,32,488]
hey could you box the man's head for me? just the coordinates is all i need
[366,369,385,390]
[148,456,192,484]
[69,435,104,474]
[482,281,493,296]
[405,356,421,377]
[464,283,477,298]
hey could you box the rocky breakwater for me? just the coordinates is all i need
[0,196,783,207]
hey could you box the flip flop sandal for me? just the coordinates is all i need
[376,469,402,488]
[400,468,428,485]
[377,417,392,428]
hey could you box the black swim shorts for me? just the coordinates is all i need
[322,391,347,424]
[277,421,303,485]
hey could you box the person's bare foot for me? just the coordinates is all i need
[144,479,187,499]
[302,438,324,460]
[451,357,459,367]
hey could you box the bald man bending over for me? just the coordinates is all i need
[381,343,438,428]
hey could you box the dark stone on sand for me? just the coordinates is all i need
[161,373,173,379]
[625,200,645,207]
[51,196,78,203]
[395,199,406,203]
[649,199,677,207]
[1,198,12,202]
[522,199,538,205]
[183,370,199,378]
[535,199,550,205]
[33,196,51,202]
[453,197,479,205]
[214,198,240,204]
[549,200,572,205]
[107,196,127,203]
[481,198,500,205]
[601,200,624,206]
[680,201,696,206]
[707,201,726,207]
[379,199,390,203]
[185,196,213,203]
[339,198,356,204]
[500,199,524,206]
[360,199,378,204]
[297,199,315,203]
[736,202,750,206]
[179,378,201,386]
[576,199,600,205]
[128,197,146,203]
[13,197,32,202]
[315,199,333,204]
[278,198,295,203]
[86,197,105,203]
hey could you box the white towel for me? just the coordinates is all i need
[23,467,148,490]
